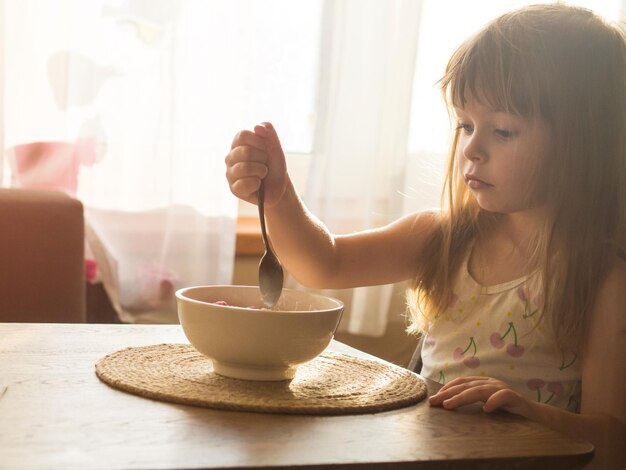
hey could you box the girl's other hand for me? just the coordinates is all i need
[429,376,531,416]
[225,122,288,207]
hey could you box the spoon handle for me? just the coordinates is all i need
[258,180,270,248]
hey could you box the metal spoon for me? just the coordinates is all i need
[257,180,284,308]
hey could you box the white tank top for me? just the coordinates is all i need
[420,252,581,412]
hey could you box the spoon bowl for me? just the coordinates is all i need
[257,181,284,307]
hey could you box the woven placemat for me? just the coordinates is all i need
[95,344,427,415]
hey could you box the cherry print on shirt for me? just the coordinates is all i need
[453,336,480,368]
[490,322,525,357]
[544,382,565,404]
[527,378,546,402]
[517,286,530,302]
[567,395,580,412]
[527,379,565,404]
[559,351,578,370]
[518,286,539,319]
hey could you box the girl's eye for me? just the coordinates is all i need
[495,128,516,139]
[456,123,473,134]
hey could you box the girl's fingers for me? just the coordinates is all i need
[429,380,489,405]
[430,377,510,407]
[436,376,490,393]
[226,160,269,203]
[255,122,286,166]
[231,129,266,151]
[439,385,502,409]
[225,145,267,169]
[227,122,288,207]
[253,124,268,137]
[258,122,281,151]
[251,122,288,206]
[226,161,268,183]
[430,382,526,415]
[433,375,490,396]
[230,177,262,202]
[483,389,526,415]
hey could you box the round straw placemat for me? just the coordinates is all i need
[95,344,427,415]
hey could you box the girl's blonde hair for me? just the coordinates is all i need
[407,4,626,350]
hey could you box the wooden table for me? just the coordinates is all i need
[0,323,593,469]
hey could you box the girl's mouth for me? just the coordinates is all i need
[465,175,493,189]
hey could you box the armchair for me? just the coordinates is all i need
[0,188,85,322]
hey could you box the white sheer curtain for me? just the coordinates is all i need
[1,0,238,323]
[299,0,421,336]
[0,0,320,323]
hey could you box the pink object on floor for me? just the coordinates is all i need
[85,259,98,283]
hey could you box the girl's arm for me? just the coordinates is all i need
[226,122,440,289]
[574,258,626,467]
[265,179,438,288]
[429,259,626,469]
[518,261,626,468]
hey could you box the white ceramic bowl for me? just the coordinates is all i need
[176,285,344,381]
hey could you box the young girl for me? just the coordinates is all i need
[225,4,625,468]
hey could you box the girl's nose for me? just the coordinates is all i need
[462,134,486,162]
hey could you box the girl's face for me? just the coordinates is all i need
[454,96,552,215]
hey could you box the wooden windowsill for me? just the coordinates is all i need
[236,216,263,256]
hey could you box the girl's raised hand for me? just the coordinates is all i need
[225,122,288,207]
